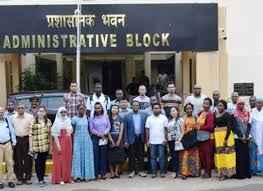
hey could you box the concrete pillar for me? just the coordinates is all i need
[144,52,151,83]
[175,52,183,97]
[196,51,219,97]
[0,54,7,106]
[56,53,64,90]
[125,56,135,84]
[21,53,36,73]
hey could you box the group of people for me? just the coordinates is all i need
[0,80,263,189]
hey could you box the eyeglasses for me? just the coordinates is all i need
[194,88,201,90]
[17,107,24,110]
[60,111,67,113]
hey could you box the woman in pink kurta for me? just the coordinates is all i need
[51,107,73,184]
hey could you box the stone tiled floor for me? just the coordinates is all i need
[2,172,263,191]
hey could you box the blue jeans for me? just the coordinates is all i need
[150,144,166,174]
[92,136,108,177]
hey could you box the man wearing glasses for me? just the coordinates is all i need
[10,103,34,185]
[184,84,206,117]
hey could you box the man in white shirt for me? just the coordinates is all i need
[146,103,168,178]
[227,92,239,114]
[184,84,206,116]
[86,83,111,117]
[133,85,150,110]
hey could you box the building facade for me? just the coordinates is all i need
[0,0,262,106]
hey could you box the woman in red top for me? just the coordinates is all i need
[197,97,215,178]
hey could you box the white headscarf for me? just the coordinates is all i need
[51,107,73,136]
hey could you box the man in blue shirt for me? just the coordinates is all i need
[0,107,16,189]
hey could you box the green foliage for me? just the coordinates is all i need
[19,67,61,91]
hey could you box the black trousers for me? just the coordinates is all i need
[128,136,145,172]
[14,136,32,181]
[35,152,48,181]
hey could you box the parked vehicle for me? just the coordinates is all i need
[8,90,70,122]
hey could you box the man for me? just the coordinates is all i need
[249,96,257,112]
[126,77,138,101]
[4,100,17,119]
[10,103,34,185]
[146,103,168,178]
[161,82,182,118]
[111,89,131,109]
[0,107,16,189]
[157,71,169,93]
[184,84,206,116]
[145,96,166,116]
[119,98,132,118]
[26,96,39,119]
[227,92,239,114]
[211,90,220,113]
[124,101,147,178]
[133,85,150,110]
[63,81,86,118]
[86,83,111,117]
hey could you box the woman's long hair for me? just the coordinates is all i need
[108,104,120,126]
[35,105,48,125]
[93,102,104,118]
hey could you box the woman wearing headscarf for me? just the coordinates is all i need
[232,98,251,179]
[51,107,73,184]
[197,97,215,178]
[249,97,263,176]
[214,100,236,181]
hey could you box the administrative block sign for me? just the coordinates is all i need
[0,4,218,53]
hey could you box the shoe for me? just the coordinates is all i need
[139,171,147,177]
[8,182,15,188]
[101,176,107,180]
[152,173,157,178]
[59,181,65,185]
[25,180,32,185]
[129,171,135,178]
[160,173,166,178]
[39,180,47,187]
[16,181,23,185]
[182,175,186,180]
[114,175,120,178]
[0,184,4,189]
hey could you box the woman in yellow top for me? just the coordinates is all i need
[29,106,52,187]
[214,100,236,180]
[180,103,201,179]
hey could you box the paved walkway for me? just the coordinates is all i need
[3,172,263,191]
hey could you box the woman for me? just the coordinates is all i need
[249,97,263,176]
[214,100,236,181]
[232,98,251,179]
[180,103,201,179]
[51,107,73,184]
[197,97,215,178]
[108,104,125,178]
[167,107,184,178]
[29,106,52,187]
[90,102,111,180]
[71,104,95,182]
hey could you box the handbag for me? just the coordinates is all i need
[181,129,197,149]
[197,130,210,142]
